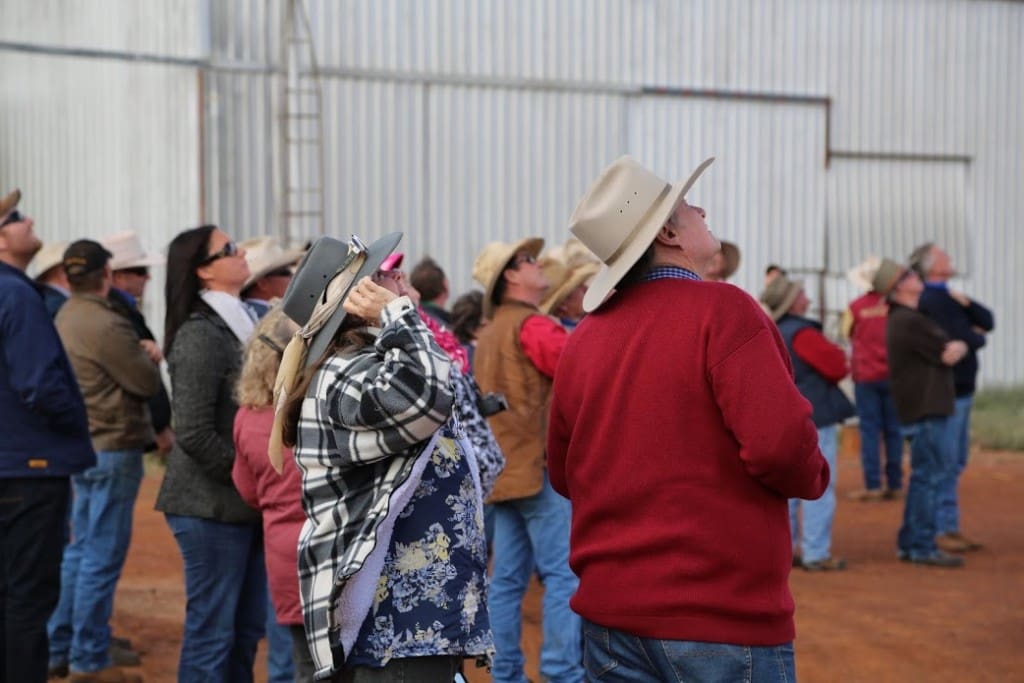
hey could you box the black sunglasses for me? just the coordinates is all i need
[200,240,239,265]
[0,210,25,229]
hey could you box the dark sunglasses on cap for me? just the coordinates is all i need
[200,240,239,265]
[0,210,25,229]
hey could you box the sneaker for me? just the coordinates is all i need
[936,532,973,553]
[904,550,964,568]
[69,666,143,683]
[110,642,141,667]
[48,662,69,679]
[111,636,133,651]
[847,489,885,502]
[801,556,847,572]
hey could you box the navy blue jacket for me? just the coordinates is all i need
[0,262,95,477]
[777,315,856,428]
[918,283,994,397]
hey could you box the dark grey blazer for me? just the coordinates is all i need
[155,305,259,524]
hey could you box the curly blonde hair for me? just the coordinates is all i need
[235,306,299,409]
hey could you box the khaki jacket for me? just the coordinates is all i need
[56,293,161,452]
[474,301,551,502]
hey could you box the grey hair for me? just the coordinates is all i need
[908,242,936,279]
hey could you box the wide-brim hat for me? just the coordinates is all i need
[847,255,881,292]
[759,274,805,322]
[871,258,908,297]
[0,189,20,218]
[570,155,715,313]
[540,262,600,315]
[30,240,69,280]
[101,231,165,270]
[281,232,402,366]
[472,237,545,318]
[717,240,741,280]
[241,236,304,289]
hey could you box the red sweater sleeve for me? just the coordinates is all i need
[520,314,569,378]
[792,328,849,383]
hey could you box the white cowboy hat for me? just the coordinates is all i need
[847,255,881,292]
[29,240,69,280]
[241,236,305,290]
[101,231,165,270]
[569,155,715,313]
[759,274,805,322]
[471,237,545,318]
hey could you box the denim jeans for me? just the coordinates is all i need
[0,476,69,683]
[854,380,904,491]
[165,514,266,683]
[48,450,144,673]
[897,417,953,558]
[582,619,795,683]
[936,396,973,534]
[489,472,582,683]
[789,425,838,564]
[266,589,295,683]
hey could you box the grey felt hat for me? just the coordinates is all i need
[281,232,402,366]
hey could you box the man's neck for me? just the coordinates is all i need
[891,293,919,309]
[0,254,29,272]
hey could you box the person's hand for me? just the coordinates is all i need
[154,427,174,455]
[391,271,421,306]
[941,340,968,366]
[343,277,398,324]
[949,289,971,307]
[140,339,163,364]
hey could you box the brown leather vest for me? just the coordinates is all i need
[474,301,550,502]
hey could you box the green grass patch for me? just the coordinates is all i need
[971,387,1024,452]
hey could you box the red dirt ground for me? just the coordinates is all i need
[90,443,1022,682]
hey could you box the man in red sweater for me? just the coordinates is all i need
[761,275,855,571]
[548,156,829,682]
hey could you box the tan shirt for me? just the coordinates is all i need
[55,293,161,452]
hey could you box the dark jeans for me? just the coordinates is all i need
[854,380,904,491]
[0,477,70,683]
[288,625,316,683]
[338,655,461,683]
[898,417,952,559]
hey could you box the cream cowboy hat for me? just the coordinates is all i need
[101,231,165,270]
[569,155,715,313]
[241,236,304,290]
[716,240,741,280]
[540,261,600,316]
[759,274,805,322]
[847,255,881,292]
[471,237,545,318]
[871,258,909,296]
[29,240,69,280]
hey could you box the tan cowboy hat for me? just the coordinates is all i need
[101,231,165,270]
[562,236,600,270]
[716,241,741,280]
[541,262,600,315]
[0,189,20,217]
[472,237,544,318]
[847,255,881,292]
[29,240,69,280]
[569,155,715,313]
[242,236,304,290]
[759,274,805,322]
[871,258,908,296]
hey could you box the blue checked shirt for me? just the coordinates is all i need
[642,265,702,282]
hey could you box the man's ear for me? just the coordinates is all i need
[655,223,678,246]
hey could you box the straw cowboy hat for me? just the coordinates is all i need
[101,231,165,271]
[472,237,545,318]
[0,189,20,217]
[871,258,909,297]
[540,261,600,315]
[847,255,881,292]
[759,274,805,322]
[716,241,741,280]
[241,236,304,290]
[562,236,600,270]
[568,155,715,313]
[29,240,69,280]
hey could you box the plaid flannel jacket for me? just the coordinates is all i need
[295,297,455,679]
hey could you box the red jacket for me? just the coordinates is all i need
[548,279,828,646]
[232,406,305,625]
[847,292,890,383]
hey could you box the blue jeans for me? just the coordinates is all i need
[48,450,143,672]
[854,380,904,491]
[897,417,953,559]
[789,425,837,564]
[582,619,795,682]
[936,396,972,534]
[489,473,582,683]
[165,514,266,683]
[266,590,294,683]
[0,477,70,683]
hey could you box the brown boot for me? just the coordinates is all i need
[69,666,143,683]
[946,531,983,551]
[936,532,972,553]
[847,488,885,502]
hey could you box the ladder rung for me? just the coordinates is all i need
[284,211,323,217]
[287,188,323,193]
[285,138,320,144]
[286,113,319,119]
[285,88,319,95]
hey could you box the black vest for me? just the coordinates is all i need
[777,315,856,428]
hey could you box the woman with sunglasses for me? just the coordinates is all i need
[155,225,267,682]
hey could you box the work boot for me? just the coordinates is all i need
[847,488,885,502]
[936,532,972,553]
[69,666,143,683]
[110,642,141,667]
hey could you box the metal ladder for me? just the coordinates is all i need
[279,0,325,246]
